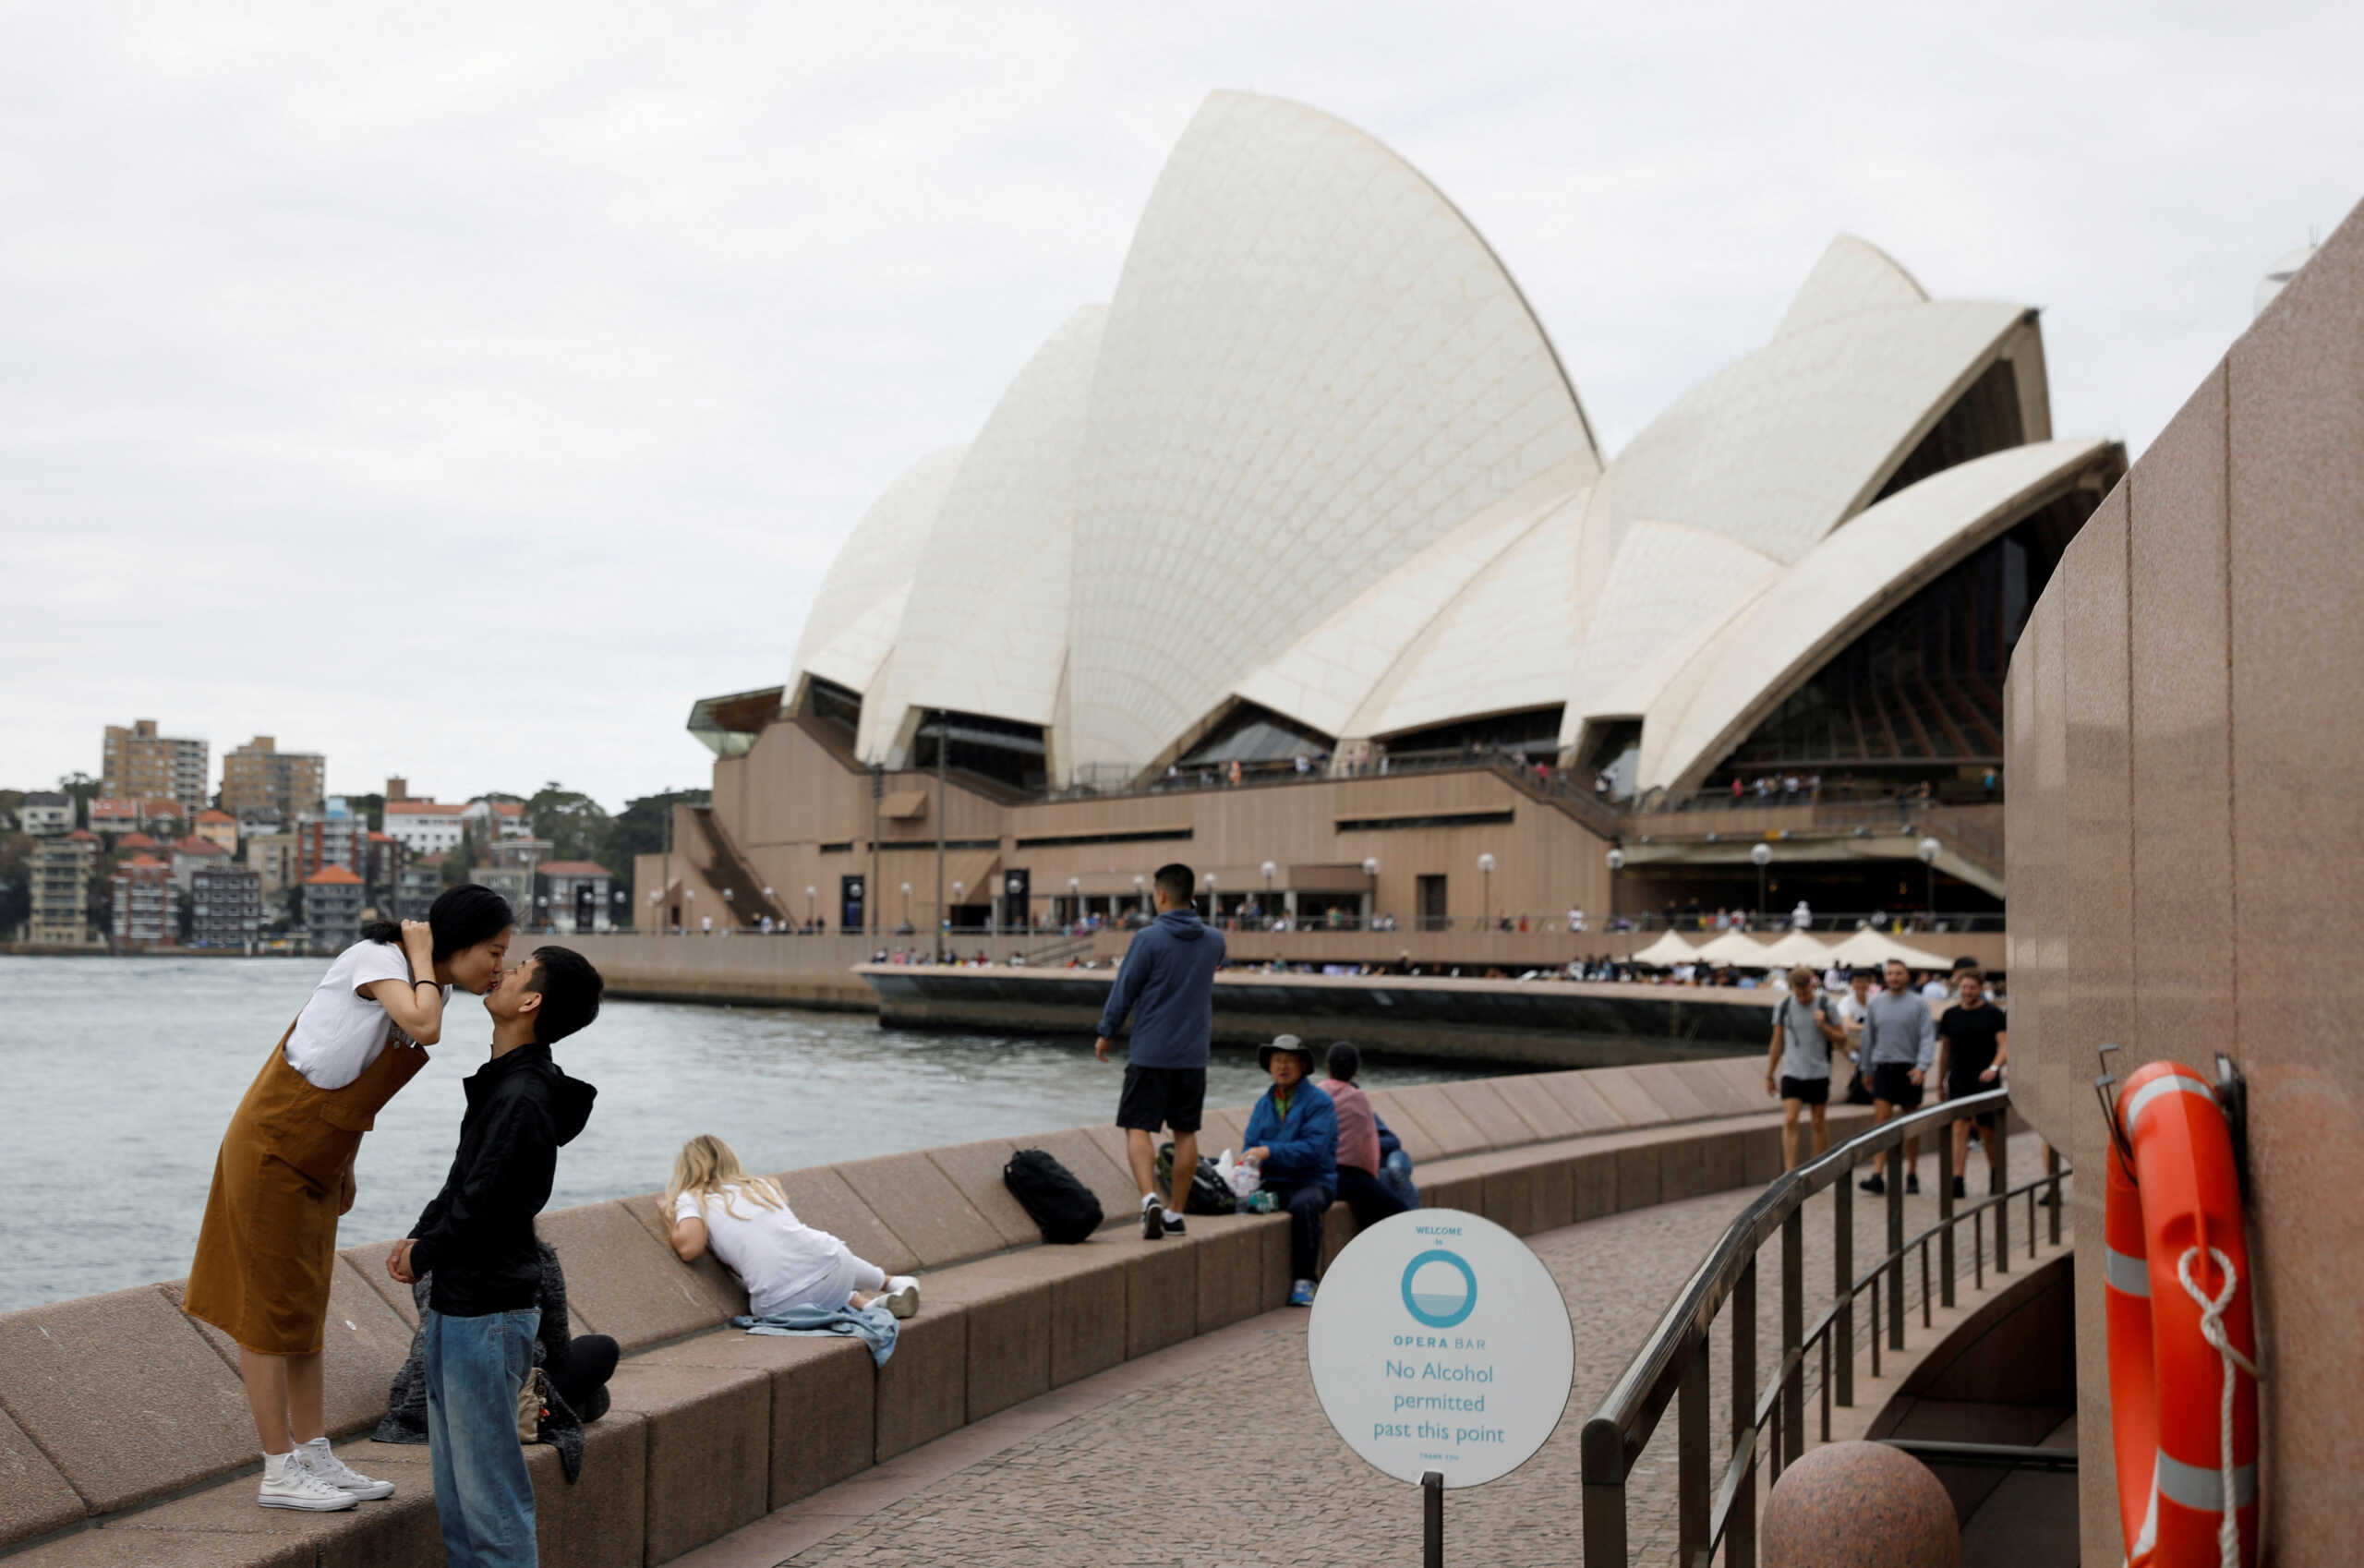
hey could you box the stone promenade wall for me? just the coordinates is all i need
[0,1056,1854,1567]
[2004,197,2364,1566]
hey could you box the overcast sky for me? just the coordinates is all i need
[3,2,2354,813]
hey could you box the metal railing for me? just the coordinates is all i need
[1578,1090,2066,1567]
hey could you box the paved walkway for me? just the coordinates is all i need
[680,1139,2065,1568]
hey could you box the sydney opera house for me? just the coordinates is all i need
[648,91,2125,950]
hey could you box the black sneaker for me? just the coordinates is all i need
[1858,1174,1886,1194]
[1905,1174,1921,1195]
[1161,1212,1186,1238]
[1952,1176,1967,1200]
[1141,1200,1164,1241]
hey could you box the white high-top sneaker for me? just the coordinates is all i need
[258,1452,357,1512]
[298,1438,396,1501]
[880,1275,922,1319]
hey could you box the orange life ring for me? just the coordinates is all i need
[2105,1061,2260,1567]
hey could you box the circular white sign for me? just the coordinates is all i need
[1306,1208,1574,1488]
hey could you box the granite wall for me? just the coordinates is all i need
[2002,198,2363,1566]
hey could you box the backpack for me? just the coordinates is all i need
[1157,1142,1239,1216]
[1003,1150,1104,1244]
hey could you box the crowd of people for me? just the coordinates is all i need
[1760,955,2009,1191]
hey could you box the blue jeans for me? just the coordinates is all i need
[424,1307,540,1568]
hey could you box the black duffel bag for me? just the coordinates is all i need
[1157,1141,1238,1215]
[1003,1149,1104,1244]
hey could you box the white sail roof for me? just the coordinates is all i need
[1060,90,1601,771]
[854,307,1106,762]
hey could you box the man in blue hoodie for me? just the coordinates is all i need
[1095,862,1226,1240]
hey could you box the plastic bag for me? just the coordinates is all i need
[1217,1148,1262,1200]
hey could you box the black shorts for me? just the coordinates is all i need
[1872,1063,1925,1110]
[1947,1080,1999,1128]
[1116,1065,1206,1134]
[1779,1075,1830,1106]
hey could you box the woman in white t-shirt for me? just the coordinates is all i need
[664,1135,920,1320]
[183,884,515,1513]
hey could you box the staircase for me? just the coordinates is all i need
[683,806,789,927]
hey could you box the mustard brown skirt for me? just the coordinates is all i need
[183,1031,426,1356]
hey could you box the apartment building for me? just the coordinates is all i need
[463,798,533,843]
[295,802,368,880]
[111,854,175,948]
[189,866,263,948]
[28,831,99,947]
[220,736,326,821]
[18,792,73,836]
[245,831,298,917]
[535,861,617,934]
[102,720,208,814]
[192,809,239,853]
[302,864,366,953]
[382,799,465,858]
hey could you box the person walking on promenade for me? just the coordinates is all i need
[1764,965,1848,1169]
[1317,1042,1411,1227]
[664,1135,919,1317]
[1094,862,1226,1240]
[1243,1035,1339,1306]
[183,886,515,1514]
[1933,969,2008,1199]
[1858,958,1936,1195]
[386,947,604,1568]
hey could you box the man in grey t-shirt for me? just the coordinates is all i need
[1763,965,1848,1169]
[1858,958,1937,1195]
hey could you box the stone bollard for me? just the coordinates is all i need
[1761,1441,1958,1568]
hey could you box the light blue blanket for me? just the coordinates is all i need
[731,1303,899,1365]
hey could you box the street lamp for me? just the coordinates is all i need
[1750,840,1772,919]
[1067,874,1080,926]
[805,885,817,926]
[1131,873,1146,919]
[1361,857,1379,929]
[1605,846,1624,928]
[901,882,911,925]
[1478,852,1496,929]
[1203,871,1217,923]
[1917,837,1941,922]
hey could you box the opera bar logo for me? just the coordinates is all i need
[1401,1248,1479,1331]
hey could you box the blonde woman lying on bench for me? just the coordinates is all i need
[664,1135,920,1318]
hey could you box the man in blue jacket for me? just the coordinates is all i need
[1242,1035,1338,1307]
[1095,862,1227,1241]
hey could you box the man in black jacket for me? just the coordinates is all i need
[388,947,601,1568]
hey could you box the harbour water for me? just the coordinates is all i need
[0,956,1490,1312]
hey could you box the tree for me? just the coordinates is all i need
[344,793,386,834]
[440,842,478,888]
[56,772,101,828]
[525,782,614,866]
[85,844,119,935]
[0,832,30,935]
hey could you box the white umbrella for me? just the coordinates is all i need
[1694,930,1780,966]
[1629,932,1707,968]
[1827,927,1955,971]
[1753,929,1837,970]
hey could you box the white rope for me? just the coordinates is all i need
[2176,1245,2261,1568]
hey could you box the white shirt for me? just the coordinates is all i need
[1838,990,1873,1048]
[674,1183,853,1318]
[283,940,445,1091]
[1922,979,1954,1004]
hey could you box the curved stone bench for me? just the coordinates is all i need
[0,1055,1856,1566]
